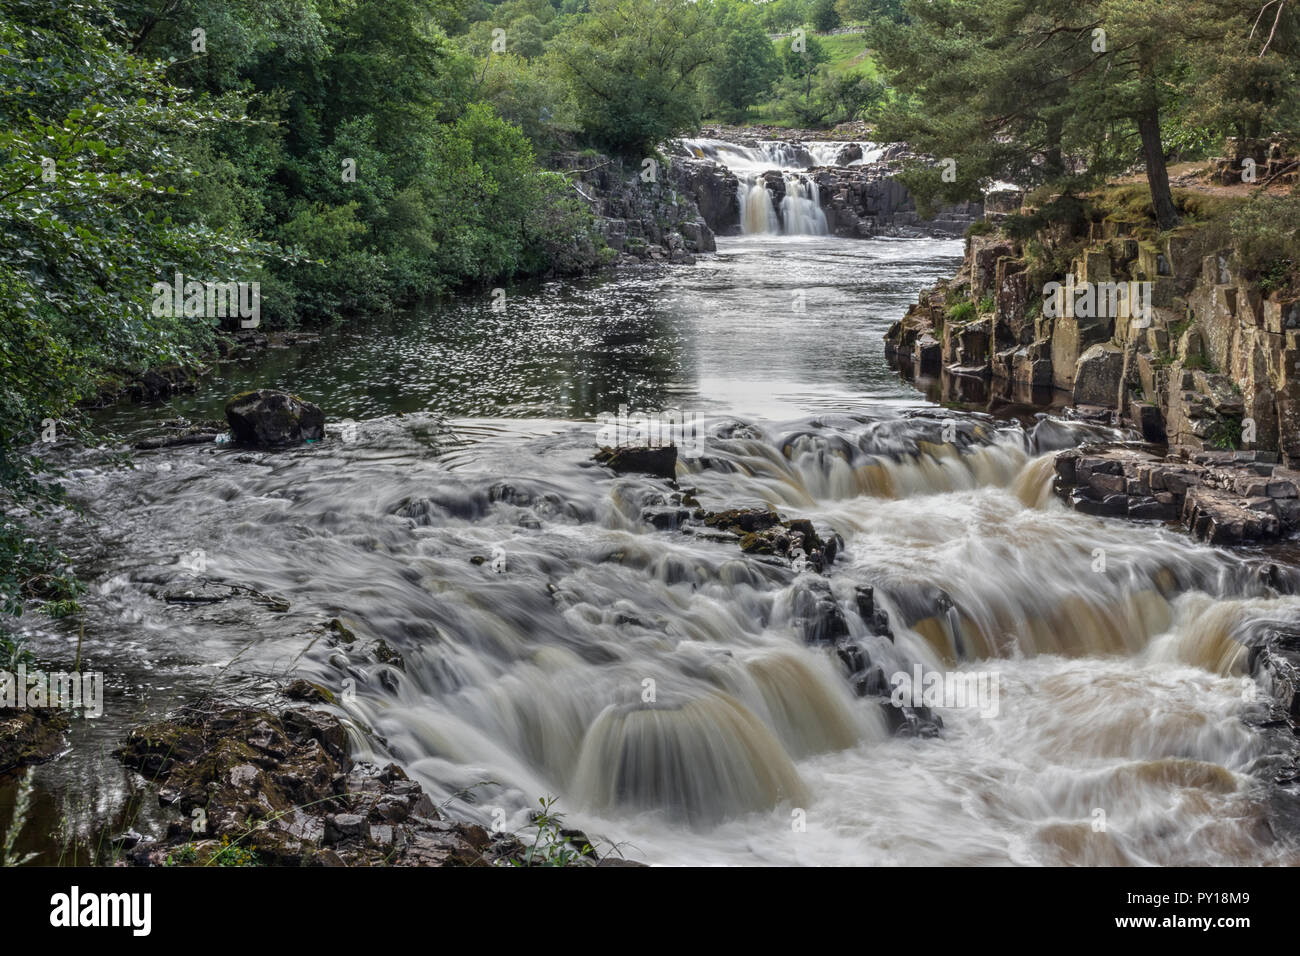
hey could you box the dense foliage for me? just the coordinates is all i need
[871,0,1300,229]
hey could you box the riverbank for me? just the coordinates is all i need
[113,701,639,866]
[885,141,1300,542]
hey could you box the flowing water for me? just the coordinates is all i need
[679,138,881,236]
[12,232,1300,866]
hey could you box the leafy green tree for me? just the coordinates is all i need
[835,0,905,24]
[759,0,811,33]
[479,52,581,150]
[822,69,885,123]
[873,0,1296,231]
[0,0,270,626]
[554,0,716,156]
[811,0,841,31]
[780,32,830,107]
[703,1,782,119]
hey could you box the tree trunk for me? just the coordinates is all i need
[1138,105,1179,231]
[1044,113,1064,179]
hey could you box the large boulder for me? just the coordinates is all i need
[224,389,325,447]
[593,445,677,479]
[1072,343,1125,407]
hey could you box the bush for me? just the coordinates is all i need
[946,301,976,323]
[1230,195,1300,295]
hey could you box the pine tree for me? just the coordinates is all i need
[873,0,1298,231]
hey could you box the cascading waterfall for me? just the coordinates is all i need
[740,178,779,234]
[53,404,1300,864]
[679,136,879,237]
[779,175,828,236]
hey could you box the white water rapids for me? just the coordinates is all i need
[25,233,1300,867]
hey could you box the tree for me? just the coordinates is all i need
[703,1,782,119]
[835,0,906,24]
[781,33,830,108]
[811,0,841,32]
[873,0,1296,232]
[555,0,716,156]
[0,0,270,628]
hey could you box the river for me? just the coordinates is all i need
[11,232,1300,866]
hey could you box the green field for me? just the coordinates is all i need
[816,31,879,78]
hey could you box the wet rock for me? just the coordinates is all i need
[112,829,143,849]
[125,365,199,403]
[1251,628,1300,719]
[690,508,838,572]
[791,579,849,644]
[284,679,335,704]
[641,506,691,530]
[116,703,633,867]
[134,418,227,450]
[853,585,893,639]
[1054,444,1299,543]
[0,709,70,773]
[224,389,325,447]
[594,445,677,479]
[882,703,945,738]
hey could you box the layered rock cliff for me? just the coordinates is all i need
[886,171,1300,466]
[549,151,717,264]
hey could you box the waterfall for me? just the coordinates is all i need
[680,137,878,236]
[740,177,779,234]
[779,175,828,236]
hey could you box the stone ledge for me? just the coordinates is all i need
[1054,444,1300,545]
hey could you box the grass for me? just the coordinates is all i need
[739,32,880,127]
[816,32,880,78]
[1091,183,1248,241]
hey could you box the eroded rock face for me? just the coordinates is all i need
[886,212,1300,463]
[815,163,981,239]
[549,151,716,264]
[1073,343,1125,407]
[224,389,325,447]
[669,158,739,235]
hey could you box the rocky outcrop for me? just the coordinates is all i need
[814,162,982,239]
[1072,343,1125,407]
[224,389,325,447]
[669,158,740,235]
[549,152,715,265]
[1252,627,1300,719]
[1210,136,1297,187]
[594,444,678,479]
[690,507,843,573]
[115,703,636,866]
[1053,444,1300,545]
[0,708,69,774]
[886,187,1300,464]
